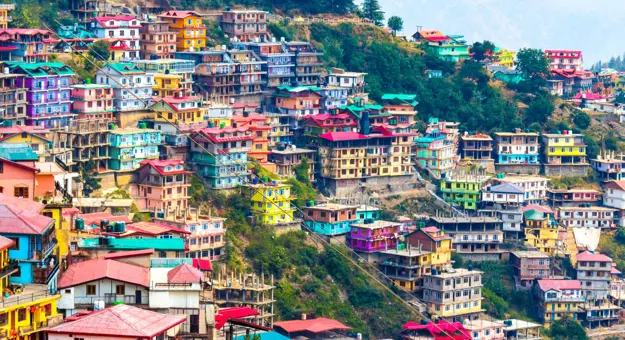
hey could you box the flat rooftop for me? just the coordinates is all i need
[497,175,549,183]
[428,268,483,279]
[463,319,504,331]
[378,247,432,257]
[271,147,316,155]
[306,203,357,211]
[511,250,550,259]
[430,216,501,224]
[351,220,400,229]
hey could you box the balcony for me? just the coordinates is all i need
[74,294,149,306]
[33,241,57,261]
[0,286,57,309]
[33,262,60,285]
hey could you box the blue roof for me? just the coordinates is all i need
[488,183,524,194]
[234,332,290,340]
[0,143,39,161]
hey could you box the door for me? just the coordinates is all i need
[135,290,142,305]
[190,314,199,333]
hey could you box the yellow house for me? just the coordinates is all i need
[41,204,71,260]
[535,279,583,328]
[495,48,516,69]
[158,10,206,51]
[0,286,62,339]
[0,126,52,162]
[153,73,187,97]
[0,236,17,294]
[0,4,14,29]
[247,182,295,226]
[542,132,587,165]
[524,206,561,256]
[150,96,205,124]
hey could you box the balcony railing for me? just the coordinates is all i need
[0,290,57,309]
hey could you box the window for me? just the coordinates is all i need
[18,309,26,322]
[116,285,125,295]
[0,313,7,327]
[0,162,3,173]
[14,187,28,198]
[86,285,96,296]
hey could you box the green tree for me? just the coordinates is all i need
[89,41,111,61]
[387,16,403,35]
[525,93,554,125]
[516,48,550,92]
[361,0,384,26]
[548,316,588,340]
[80,160,102,197]
[470,40,495,61]
[293,158,310,184]
[572,109,591,129]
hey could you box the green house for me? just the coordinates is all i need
[440,174,491,210]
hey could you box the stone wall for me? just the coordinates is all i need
[544,164,589,177]
[494,163,541,175]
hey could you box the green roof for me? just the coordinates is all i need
[523,210,546,220]
[6,62,75,77]
[0,143,39,161]
[80,237,185,251]
[340,104,384,119]
[381,94,419,106]
[106,63,144,74]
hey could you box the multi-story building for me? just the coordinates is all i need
[349,220,401,260]
[155,209,226,261]
[542,132,588,176]
[151,96,205,125]
[0,3,14,29]
[425,35,471,62]
[108,127,161,171]
[303,112,358,143]
[304,203,357,236]
[576,251,613,298]
[242,41,295,88]
[494,48,515,69]
[533,279,583,328]
[414,118,458,180]
[96,63,154,112]
[429,216,504,262]
[266,112,293,147]
[480,183,525,238]
[494,174,548,204]
[0,72,27,126]
[232,113,274,171]
[274,85,322,119]
[523,205,561,257]
[70,83,114,119]
[151,73,187,97]
[133,59,195,96]
[134,159,191,212]
[422,268,484,322]
[176,49,266,104]
[283,41,322,86]
[189,126,252,189]
[481,183,525,207]
[220,9,268,42]
[92,16,141,60]
[510,251,552,289]
[318,87,348,110]
[440,172,490,210]
[317,127,416,197]
[0,125,51,162]
[5,62,74,128]
[247,182,298,231]
[591,151,625,181]
[494,130,540,173]
[547,188,601,208]
[158,10,206,52]
[139,19,177,59]
[212,272,275,327]
[326,68,367,95]
[460,133,494,172]
[557,206,615,229]
[269,146,316,181]
[379,93,418,132]
[0,28,54,62]
[545,50,583,71]
[604,180,625,227]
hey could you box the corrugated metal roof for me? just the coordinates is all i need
[58,258,149,288]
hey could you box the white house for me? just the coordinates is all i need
[480,183,525,239]
[604,180,625,227]
[326,68,367,94]
[96,63,154,112]
[57,257,149,316]
[92,15,142,60]
[481,183,525,205]
[556,206,615,229]
[495,175,548,204]
[319,87,348,110]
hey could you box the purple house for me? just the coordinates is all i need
[5,62,75,128]
[349,220,401,255]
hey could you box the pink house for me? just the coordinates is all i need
[134,159,191,212]
[349,220,400,260]
[70,83,114,119]
[0,157,38,199]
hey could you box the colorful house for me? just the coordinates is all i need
[460,133,494,172]
[0,125,52,162]
[349,220,400,258]
[326,68,367,95]
[0,72,27,126]
[510,250,552,289]
[241,41,295,88]
[158,10,206,52]
[0,236,16,294]
[494,130,540,166]
[108,127,161,171]
[247,182,297,228]
[151,96,204,124]
[96,63,154,112]
[591,150,625,181]
[414,118,458,180]
[155,211,226,261]
[422,268,484,322]
[604,180,625,227]
[189,126,252,189]
[380,94,419,132]
[268,146,316,182]
[0,156,38,200]
[426,35,470,62]
[557,206,615,229]
[283,41,322,86]
[91,16,141,60]
[139,19,177,59]
[303,112,358,143]
[545,50,583,71]
[274,86,323,120]
[303,203,357,236]
[533,279,583,327]
[0,4,14,29]
[5,62,75,128]
[547,188,601,208]
[152,73,187,97]
[0,281,62,339]
[133,59,195,96]
[220,9,268,43]
[134,159,191,212]
[232,114,274,171]
[494,48,516,69]
[0,28,54,62]
[70,83,114,119]
[440,172,490,210]
[523,205,561,257]
[542,132,588,175]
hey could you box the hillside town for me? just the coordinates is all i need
[1,1,625,340]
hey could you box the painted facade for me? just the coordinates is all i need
[140,19,177,59]
[220,10,268,43]
[108,127,161,171]
[440,173,490,210]
[422,268,483,322]
[96,63,154,112]
[135,159,191,212]
[92,16,142,60]
[0,73,27,126]
[247,182,296,227]
[0,29,54,62]
[542,132,587,165]
[158,10,206,51]
[133,59,195,96]
[304,203,357,236]
[494,130,540,165]
[349,220,400,253]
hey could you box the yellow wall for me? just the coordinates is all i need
[163,15,206,50]
[249,185,295,225]
[41,207,67,259]
[430,300,482,317]
[0,294,60,339]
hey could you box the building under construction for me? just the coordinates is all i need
[212,271,275,328]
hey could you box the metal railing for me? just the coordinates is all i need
[0,290,56,309]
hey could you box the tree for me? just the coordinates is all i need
[361,0,384,26]
[548,316,588,340]
[89,41,111,61]
[516,48,550,92]
[470,40,495,62]
[524,93,554,125]
[80,160,102,197]
[572,109,591,129]
[387,16,403,35]
[293,157,310,184]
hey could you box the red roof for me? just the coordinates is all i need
[0,125,49,136]
[536,279,582,292]
[192,258,212,271]
[0,28,51,36]
[231,103,258,109]
[138,159,192,176]
[167,263,203,284]
[576,251,613,262]
[273,318,351,334]
[0,194,43,213]
[573,92,604,100]
[79,212,132,228]
[0,203,54,235]
[402,320,470,340]
[58,258,149,289]
[104,249,155,259]
[0,157,40,173]
[123,222,190,237]
[215,307,260,330]
[0,236,15,251]
[232,114,267,123]
[319,131,370,141]
[605,181,625,191]
[158,10,200,19]
[94,16,140,28]
[46,304,185,338]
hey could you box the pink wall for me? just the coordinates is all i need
[0,161,36,199]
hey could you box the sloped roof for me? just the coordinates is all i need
[318,131,369,141]
[123,222,191,237]
[488,183,524,194]
[158,10,200,18]
[274,318,351,334]
[192,258,212,271]
[167,263,203,284]
[604,181,625,191]
[104,249,155,259]
[46,304,185,338]
[0,194,43,213]
[576,251,613,262]
[536,279,581,292]
[0,236,15,251]
[58,258,149,288]
[0,143,39,161]
[523,204,553,214]
[0,203,54,235]
[215,307,260,330]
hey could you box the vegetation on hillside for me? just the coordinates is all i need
[174,0,356,15]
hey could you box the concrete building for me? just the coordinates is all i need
[523,205,562,257]
[283,41,322,86]
[494,130,541,174]
[556,206,615,229]
[591,151,625,181]
[139,19,177,59]
[480,183,525,239]
[545,50,583,71]
[547,188,601,208]
[133,59,195,97]
[533,279,583,328]
[414,118,458,180]
[134,159,191,213]
[460,133,494,173]
[429,216,504,262]
[303,203,357,236]
[440,172,490,211]
[220,9,268,43]
[494,175,548,205]
[92,16,142,61]
[158,10,206,52]
[0,72,27,126]
[422,268,484,322]
[510,250,552,289]
[96,63,154,112]
[108,127,161,172]
[604,180,625,227]
[349,220,401,260]
[268,146,316,182]
[246,182,298,232]
[542,132,588,176]
[326,68,367,95]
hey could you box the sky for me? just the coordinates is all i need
[365,0,625,66]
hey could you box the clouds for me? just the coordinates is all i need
[376,0,624,65]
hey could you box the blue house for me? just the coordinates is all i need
[108,126,161,171]
[303,203,358,236]
[355,205,381,224]
[0,200,60,293]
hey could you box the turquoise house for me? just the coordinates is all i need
[0,202,60,293]
[355,205,381,224]
[426,35,470,62]
[493,70,525,84]
[108,126,161,171]
[303,203,358,236]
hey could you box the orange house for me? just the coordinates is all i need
[0,158,38,199]
[232,113,275,172]
[274,86,323,117]
[158,10,206,51]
